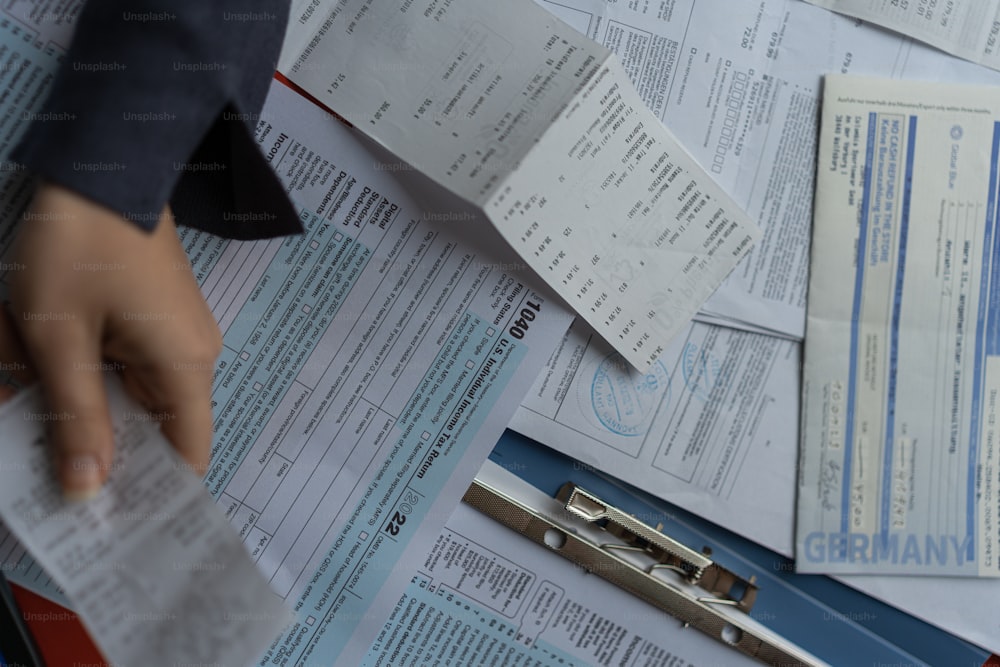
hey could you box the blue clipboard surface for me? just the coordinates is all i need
[489,429,992,667]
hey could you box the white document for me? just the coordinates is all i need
[279,0,760,371]
[0,380,294,667]
[533,0,1000,340]
[533,0,818,340]
[513,317,800,556]
[0,50,573,667]
[182,81,573,666]
[505,0,1000,648]
[798,74,1000,577]
[359,460,776,667]
[805,0,1000,70]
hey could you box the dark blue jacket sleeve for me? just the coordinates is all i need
[11,0,302,240]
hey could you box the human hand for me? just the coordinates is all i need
[2,182,221,500]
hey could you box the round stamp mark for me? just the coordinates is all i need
[589,352,670,437]
[681,342,721,401]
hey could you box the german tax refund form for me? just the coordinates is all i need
[798,75,1000,577]
[279,0,759,372]
[806,0,1000,71]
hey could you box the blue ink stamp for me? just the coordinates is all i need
[682,342,721,401]
[590,352,670,437]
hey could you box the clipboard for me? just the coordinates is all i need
[463,477,815,666]
[481,428,994,667]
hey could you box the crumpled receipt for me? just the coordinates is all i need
[0,377,293,666]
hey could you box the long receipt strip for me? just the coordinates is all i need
[805,0,1000,71]
[0,380,293,667]
[798,75,1000,577]
[526,0,1000,341]
[279,0,758,372]
[0,21,572,666]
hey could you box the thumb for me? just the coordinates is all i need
[22,322,114,501]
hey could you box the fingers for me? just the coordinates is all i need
[7,187,221,498]
[18,319,114,501]
[119,307,221,477]
[9,186,115,500]
[107,211,222,478]
[7,292,116,500]
[152,363,216,479]
[116,328,219,480]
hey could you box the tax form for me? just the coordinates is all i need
[279,0,760,372]
[360,461,768,667]
[805,0,1000,71]
[187,81,571,666]
[798,74,1000,577]
[0,380,294,667]
[0,17,573,662]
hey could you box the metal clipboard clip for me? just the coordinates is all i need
[462,479,822,667]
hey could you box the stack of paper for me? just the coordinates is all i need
[509,0,1000,656]
[279,0,761,372]
[2,0,1000,663]
[0,7,572,663]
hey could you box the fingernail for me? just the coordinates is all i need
[63,455,102,502]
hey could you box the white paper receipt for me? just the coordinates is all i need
[0,379,293,666]
[798,75,1000,576]
[279,0,758,371]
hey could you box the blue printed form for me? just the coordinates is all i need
[0,65,570,664]
[797,74,1000,576]
[180,81,571,665]
[0,7,570,664]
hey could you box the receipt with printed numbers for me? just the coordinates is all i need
[0,379,293,666]
[798,75,1000,576]
[806,0,1000,71]
[278,0,758,372]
